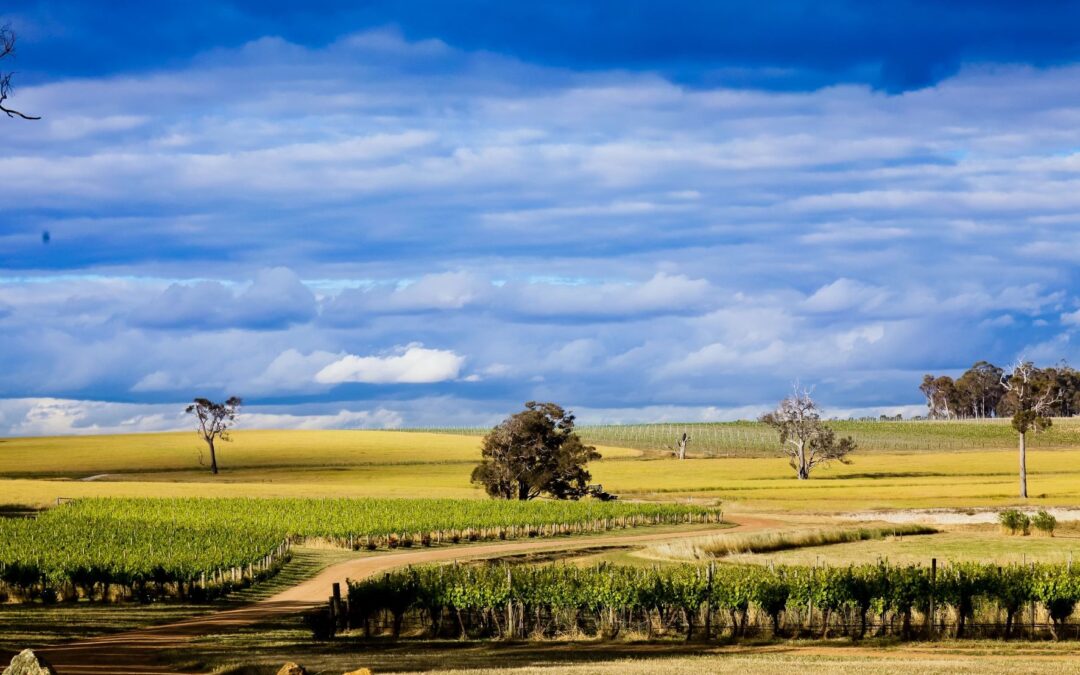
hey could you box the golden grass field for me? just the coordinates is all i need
[2,429,1080,510]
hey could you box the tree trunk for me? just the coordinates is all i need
[1018,431,1027,499]
[208,438,219,475]
[796,440,808,480]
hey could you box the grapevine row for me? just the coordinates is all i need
[344,560,1080,641]
[0,498,721,604]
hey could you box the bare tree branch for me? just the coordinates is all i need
[0,24,41,120]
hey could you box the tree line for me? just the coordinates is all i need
[920,360,1080,420]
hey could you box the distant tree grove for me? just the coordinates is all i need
[920,360,1080,420]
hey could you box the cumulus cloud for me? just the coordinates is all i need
[325,272,491,317]
[0,398,405,436]
[803,278,888,313]
[315,344,466,384]
[130,267,316,330]
[500,273,712,320]
[8,26,1080,422]
[250,349,342,393]
[322,272,713,323]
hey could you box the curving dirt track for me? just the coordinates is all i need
[36,516,784,674]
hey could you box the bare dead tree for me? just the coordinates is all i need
[1000,360,1060,498]
[1,24,40,120]
[760,384,856,479]
[665,431,691,459]
[184,397,242,475]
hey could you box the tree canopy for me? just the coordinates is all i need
[471,401,600,500]
[184,396,242,475]
[919,360,1080,420]
[760,387,855,479]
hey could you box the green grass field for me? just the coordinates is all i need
[721,523,1080,566]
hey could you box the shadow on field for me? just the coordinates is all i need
[184,638,866,675]
[817,471,949,480]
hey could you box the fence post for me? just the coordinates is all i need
[928,558,937,639]
[506,568,514,640]
[1031,562,1037,636]
[332,582,344,630]
[705,562,714,639]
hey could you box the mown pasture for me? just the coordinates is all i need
[3,430,1080,510]
[407,418,1080,455]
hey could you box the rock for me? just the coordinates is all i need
[343,669,373,675]
[3,650,56,675]
[276,663,307,675]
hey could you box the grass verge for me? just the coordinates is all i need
[650,524,936,560]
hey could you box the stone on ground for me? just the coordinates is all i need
[276,663,307,675]
[2,650,56,675]
[343,669,374,675]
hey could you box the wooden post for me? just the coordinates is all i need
[328,595,337,634]
[1031,562,1037,636]
[705,562,714,640]
[506,568,514,640]
[332,582,344,630]
[928,558,937,639]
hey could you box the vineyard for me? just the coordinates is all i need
[403,419,1080,456]
[0,498,721,604]
[345,560,1080,641]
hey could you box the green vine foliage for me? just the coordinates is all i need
[347,561,1080,641]
[0,497,718,604]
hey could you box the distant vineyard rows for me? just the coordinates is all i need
[402,419,1080,455]
[0,498,720,604]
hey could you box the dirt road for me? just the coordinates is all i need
[36,517,782,674]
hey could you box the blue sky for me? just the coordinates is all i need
[3,1,1080,434]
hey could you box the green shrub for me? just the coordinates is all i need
[998,509,1030,535]
[1031,509,1057,536]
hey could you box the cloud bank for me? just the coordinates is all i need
[4,17,1080,433]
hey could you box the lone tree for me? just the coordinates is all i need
[1,25,40,120]
[471,401,600,500]
[760,386,856,479]
[667,431,691,460]
[1000,360,1058,498]
[184,397,242,475]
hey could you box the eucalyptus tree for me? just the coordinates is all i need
[184,397,242,475]
[471,401,600,500]
[760,387,856,479]
[1000,361,1058,498]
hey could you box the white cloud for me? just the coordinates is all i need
[1062,309,1080,326]
[804,278,888,313]
[315,344,466,384]
[130,267,316,330]
[0,398,405,436]
[251,349,342,393]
